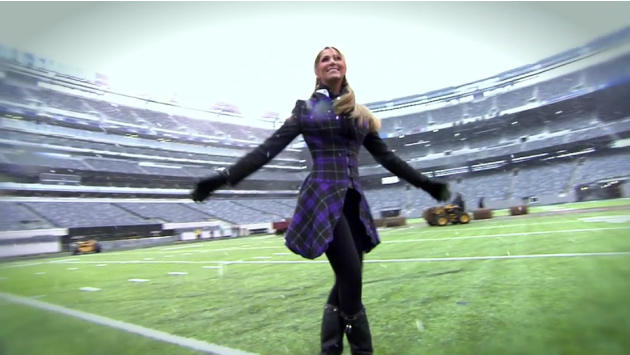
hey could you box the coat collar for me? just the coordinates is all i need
[312,84,346,101]
[315,88,331,98]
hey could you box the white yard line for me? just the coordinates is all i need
[161,236,280,251]
[365,252,630,263]
[379,218,629,235]
[382,219,630,234]
[410,220,578,232]
[0,261,48,269]
[125,246,283,255]
[2,227,628,270]
[0,291,257,355]
[33,251,630,266]
[384,226,630,243]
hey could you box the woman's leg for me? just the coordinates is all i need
[325,214,363,315]
[321,215,360,355]
[326,189,367,309]
[322,189,373,354]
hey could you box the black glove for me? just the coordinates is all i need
[191,170,229,202]
[422,180,451,202]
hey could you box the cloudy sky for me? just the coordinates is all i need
[1,1,629,119]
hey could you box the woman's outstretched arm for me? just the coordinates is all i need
[191,110,302,202]
[363,131,451,202]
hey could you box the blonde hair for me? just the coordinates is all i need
[314,47,381,132]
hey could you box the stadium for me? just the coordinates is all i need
[1,3,630,355]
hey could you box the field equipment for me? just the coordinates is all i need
[473,208,493,220]
[423,204,471,226]
[374,216,407,228]
[510,205,529,215]
[272,218,292,234]
[71,238,102,255]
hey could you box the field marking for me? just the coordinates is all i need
[79,287,101,292]
[383,226,630,244]
[163,245,200,250]
[0,262,48,269]
[35,251,630,266]
[161,236,279,251]
[0,291,257,355]
[125,246,283,255]
[580,216,630,223]
[364,252,630,263]
[128,279,149,283]
[203,265,225,276]
[2,226,628,270]
[2,225,626,271]
[382,218,630,235]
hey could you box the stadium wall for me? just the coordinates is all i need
[98,235,178,252]
[0,235,60,258]
[0,228,66,258]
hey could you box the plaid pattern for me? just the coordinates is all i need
[226,92,380,259]
[284,93,379,259]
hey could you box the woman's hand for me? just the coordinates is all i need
[190,172,228,202]
[423,180,451,202]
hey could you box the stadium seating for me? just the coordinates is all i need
[537,72,583,100]
[233,199,297,219]
[21,202,155,228]
[187,200,284,224]
[496,85,536,111]
[575,153,630,184]
[512,161,576,198]
[0,29,629,234]
[464,98,494,120]
[0,201,54,230]
[114,202,212,223]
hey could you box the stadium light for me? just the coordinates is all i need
[610,138,630,148]
[381,176,400,185]
[511,153,549,163]
[404,140,429,147]
[556,148,595,158]
[471,160,506,172]
[434,166,469,176]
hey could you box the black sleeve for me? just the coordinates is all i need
[225,110,302,186]
[362,131,431,188]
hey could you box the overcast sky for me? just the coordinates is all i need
[1,1,629,119]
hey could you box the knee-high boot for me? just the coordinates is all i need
[341,307,373,355]
[321,304,344,355]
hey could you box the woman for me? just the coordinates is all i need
[191,47,450,355]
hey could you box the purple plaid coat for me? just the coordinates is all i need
[226,89,428,259]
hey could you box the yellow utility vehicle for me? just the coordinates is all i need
[71,238,102,255]
[423,204,471,226]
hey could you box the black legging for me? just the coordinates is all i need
[325,188,366,316]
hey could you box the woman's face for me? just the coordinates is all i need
[315,48,346,87]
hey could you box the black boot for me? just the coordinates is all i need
[341,307,373,355]
[321,304,344,355]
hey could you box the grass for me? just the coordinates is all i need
[1,198,629,354]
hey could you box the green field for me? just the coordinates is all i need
[2,199,630,355]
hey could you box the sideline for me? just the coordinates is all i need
[0,292,258,355]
